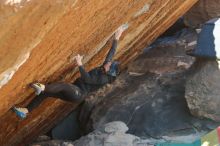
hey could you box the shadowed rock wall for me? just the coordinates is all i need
[184,0,220,28]
[0,0,197,145]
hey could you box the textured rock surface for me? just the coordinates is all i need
[184,0,220,28]
[79,29,218,141]
[0,0,29,22]
[31,121,140,146]
[30,121,207,146]
[185,59,220,122]
[51,109,81,141]
[0,0,198,145]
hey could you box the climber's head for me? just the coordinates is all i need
[103,61,112,72]
[104,61,119,77]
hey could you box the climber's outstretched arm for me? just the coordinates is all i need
[103,26,125,65]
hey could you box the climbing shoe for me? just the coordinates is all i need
[30,83,45,95]
[12,107,29,119]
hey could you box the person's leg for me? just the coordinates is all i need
[55,83,84,102]
[27,82,83,112]
[13,82,84,119]
[12,83,48,119]
[26,92,51,112]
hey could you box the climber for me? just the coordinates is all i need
[12,26,126,119]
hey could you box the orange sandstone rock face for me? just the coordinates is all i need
[0,0,197,145]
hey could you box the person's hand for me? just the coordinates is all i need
[75,54,83,66]
[115,26,125,40]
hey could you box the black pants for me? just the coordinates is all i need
[27,82,84,112]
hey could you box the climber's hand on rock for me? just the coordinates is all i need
[75,54,83,66]
[115,25,125,40]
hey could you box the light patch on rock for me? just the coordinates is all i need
[128,72,145,76]
[63,142,74,146]
[71,0,78,8]
[104,121,128,133]
[4,0,31,7]
[0,38,41,89]
[161,131,206,143]
[187,41,197,47]
[213,19,220,59]
[133,4,150,18]
[196,29,201,33]
[0,52,30,88]
[177,61,190,69]
[217,60,220,70]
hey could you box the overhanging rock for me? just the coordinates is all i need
[0,0,198,145]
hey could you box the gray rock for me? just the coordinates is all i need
[185,59,220,122]
[30,140,74,146]
[104,121,129,133]
[30,121,207,146]
[184,0,220,28]
[33,135,51,143]
[73,121,140,146]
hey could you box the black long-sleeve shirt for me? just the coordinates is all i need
[73,39,118,94]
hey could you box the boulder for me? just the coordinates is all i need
[0,0,199,145]
[31,121,140,146]
[30,121,208,146]
[79,29,218,141]
[185,59,220,122]
[184,0,220,28]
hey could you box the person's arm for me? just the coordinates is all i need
[103,26,125,65]
[74,54,92,82]
[103,39,118,65]
[78,65,93,82]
